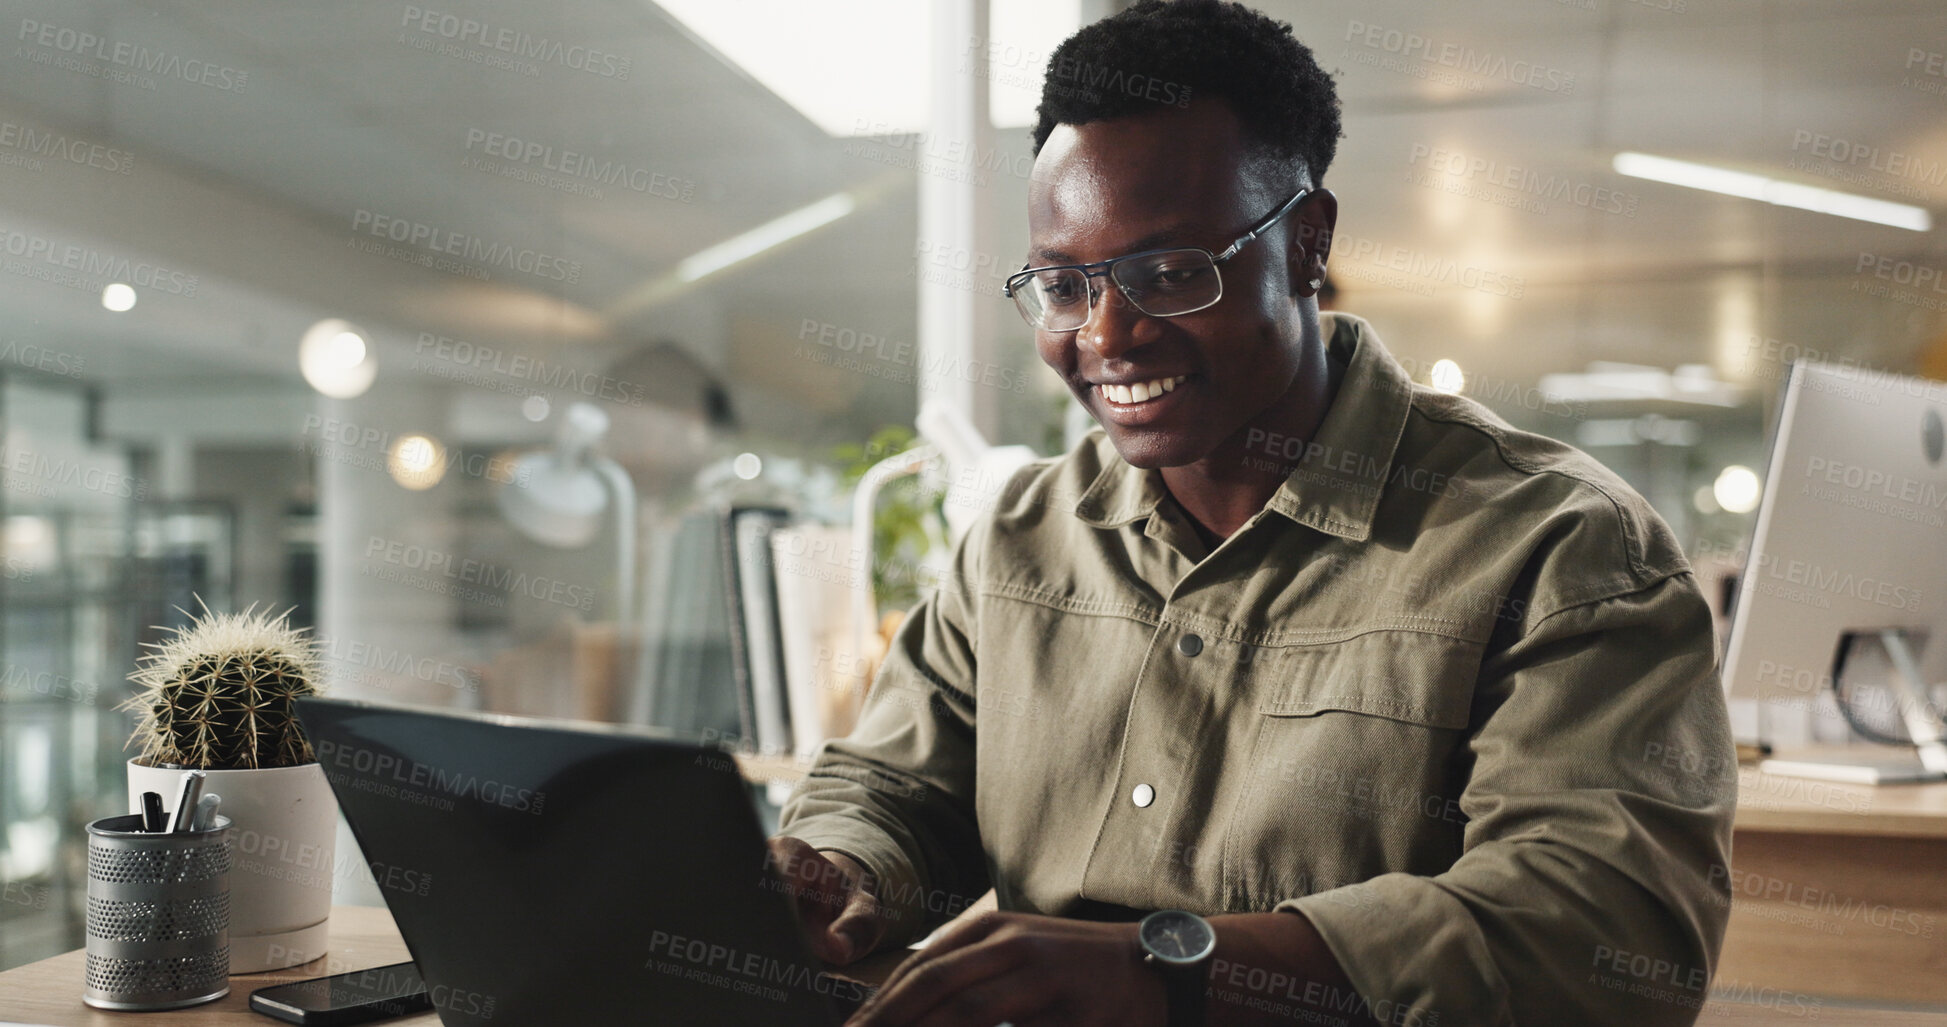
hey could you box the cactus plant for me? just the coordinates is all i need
[120,603,324,770]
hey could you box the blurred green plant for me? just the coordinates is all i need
[833,426,946,614]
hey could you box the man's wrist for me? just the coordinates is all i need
[1124,923,1173,1027]
[1138,909,1216,1027]
[1201,911,1380,1027]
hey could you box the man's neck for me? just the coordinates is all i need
[1160,331,1345,545]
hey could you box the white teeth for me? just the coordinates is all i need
[1099,375,1186,405]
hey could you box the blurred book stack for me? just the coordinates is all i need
[636,507,868,757]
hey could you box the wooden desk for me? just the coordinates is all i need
[734,750,819,786]
[0,906,427,1027]
[4,903,1945,1025]
[1722,761,1947,1006]
[0,905,902,1026]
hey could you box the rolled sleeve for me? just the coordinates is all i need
[776,520,990,945]
[1283,573,1736,1027]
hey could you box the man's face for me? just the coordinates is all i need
[1026,101,1319,470]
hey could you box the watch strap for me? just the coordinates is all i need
[1153,955,1206,1027]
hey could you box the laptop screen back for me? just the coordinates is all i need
[295,697,853,1025]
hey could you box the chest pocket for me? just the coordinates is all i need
[1220,628,1481,910]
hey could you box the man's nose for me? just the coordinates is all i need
[1076,280,1147,361]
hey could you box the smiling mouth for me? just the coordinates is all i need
[1095,375,1188,405]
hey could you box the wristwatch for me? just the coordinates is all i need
[1138,908,1216,1027]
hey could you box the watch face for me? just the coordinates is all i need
[1140,910,1216,965]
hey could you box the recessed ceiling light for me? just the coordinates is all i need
[101,283,136,312]
[1713,465,1761,514]
[325,331,366,368]
[675,192,856,283]
[1430,359,1465,395]
[1613,152,1931,232]
[388,434,447,491]
[299,318,377,398]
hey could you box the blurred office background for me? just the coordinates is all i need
[1,0,1944,972]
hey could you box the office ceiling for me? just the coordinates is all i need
[1270,0,1947,391]
[0,0,1941,455]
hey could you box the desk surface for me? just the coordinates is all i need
[0,905,901,1026]
[0,906,437,1027]
[3,904,1944,1026]
[1734,753,1947,838]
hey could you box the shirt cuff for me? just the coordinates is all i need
[1280,873,1514,1027]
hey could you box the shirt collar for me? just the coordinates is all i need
[1072,312,1414,543]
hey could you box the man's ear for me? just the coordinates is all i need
[1289,188,1337,299]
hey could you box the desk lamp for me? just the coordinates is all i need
[497,401,636,627]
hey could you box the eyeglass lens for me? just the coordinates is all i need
[1012,248,1224,331]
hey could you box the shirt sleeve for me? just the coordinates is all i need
[774,517,990,946]
[1282,571,1737,1027]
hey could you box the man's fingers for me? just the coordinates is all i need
[868,912,997,999]
[767,838,883,963]
[848,925,1040,1026]
[807,923,855,964]
[826,886,884,964]
[917,969,1065,1027]
[815,892,877,964]
[897,970,1057,1027]
[902,910,1014,966]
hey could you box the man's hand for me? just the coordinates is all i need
[844,910,1167,1027]
[765,836,888,965]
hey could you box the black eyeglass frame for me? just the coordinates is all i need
[1001,188,1314,330]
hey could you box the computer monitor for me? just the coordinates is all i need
[1720,360,1947,782]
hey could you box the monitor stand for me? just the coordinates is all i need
[1759,629,1947,786]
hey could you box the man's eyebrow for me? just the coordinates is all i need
[1031,224,1209,266]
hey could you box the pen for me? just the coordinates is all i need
[140,791,166,833]
[170,771,207,834]
[190,793,221,832]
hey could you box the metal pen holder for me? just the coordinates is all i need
[83,812,233,1011]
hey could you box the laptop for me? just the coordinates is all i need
[293,697,869,1025]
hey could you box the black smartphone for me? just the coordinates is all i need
[248,960,432,1026]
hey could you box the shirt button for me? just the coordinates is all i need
[1177,633,1203,657]
[1132,783,1155,808]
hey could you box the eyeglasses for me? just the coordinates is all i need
[1003,189,1311,332]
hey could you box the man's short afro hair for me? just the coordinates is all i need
[1030,0,1343,186]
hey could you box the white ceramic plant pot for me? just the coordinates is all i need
[128,759,336,973]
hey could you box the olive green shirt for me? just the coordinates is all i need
[779,312,1736,1026]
